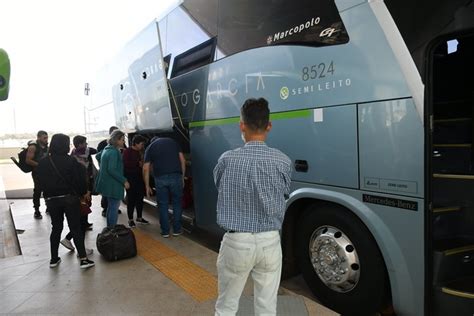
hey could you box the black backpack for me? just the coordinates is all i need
[11,142,36,173]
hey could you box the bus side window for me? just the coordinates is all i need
[163,54,171,78]
[165,4,217,77]
[170,37,217,78]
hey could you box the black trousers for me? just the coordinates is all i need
[47,195,86,259]
[66,215,87,241]
[126,175,144,220]
[32,172,43,211]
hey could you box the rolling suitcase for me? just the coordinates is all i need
[96,224,137,261]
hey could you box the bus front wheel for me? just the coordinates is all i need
[295,204,390,315]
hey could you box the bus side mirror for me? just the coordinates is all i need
[0,48,11,101]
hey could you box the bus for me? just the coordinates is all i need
[86,0,474,315]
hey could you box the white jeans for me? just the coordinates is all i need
[215,231,282,316]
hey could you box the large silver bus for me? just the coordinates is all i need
[86,0,474,314]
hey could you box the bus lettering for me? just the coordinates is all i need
[271,17,321,44]
[257,74,265,91]
[192,89,200,104]
[302,61,335,81]
[363,194,418,211]
[245,73,266,93]
[216,82,222,99]
[327,61,335,75]
[290,78,351,97]
[180,92,188,107]
[228,78,238,96]
[320,27,338,38]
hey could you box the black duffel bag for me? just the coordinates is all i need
[96,224,137,261]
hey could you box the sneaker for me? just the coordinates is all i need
[60,238,75,251]
[77,248,93,257]
[136,218,149,225]
[49,257,61,268]
[172,231,183,237]
[80,258,95,269]
[128,220,136,228]
[34,211,42,219]
[161,233,170,238]
[101,210,106,217]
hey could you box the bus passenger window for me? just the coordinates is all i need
[164,5,217,76]
[217,0,349,56]
[170,38,216,78]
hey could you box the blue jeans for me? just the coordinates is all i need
[106,197,121,228]
[155,173,183,235]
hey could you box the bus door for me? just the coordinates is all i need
[429,32,474,315]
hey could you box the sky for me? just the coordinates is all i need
[0,0,179,135]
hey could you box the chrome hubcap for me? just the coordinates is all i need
[309,226,360,293]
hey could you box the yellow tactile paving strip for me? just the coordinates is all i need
[133,229,218,302]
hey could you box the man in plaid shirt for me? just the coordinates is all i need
[213,98,292,315]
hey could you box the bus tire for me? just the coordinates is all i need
[295,203,390,315]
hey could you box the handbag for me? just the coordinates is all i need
[80,198,92,216]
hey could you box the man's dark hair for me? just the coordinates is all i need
[73,135,87,148]
[132,135,147,145]
[240,98,270,131]
[49,134,70,155]
[109,126,119,135]
[37,130,48,138]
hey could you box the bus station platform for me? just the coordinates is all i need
[0,182,338,315]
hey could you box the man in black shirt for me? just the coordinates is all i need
[26,130,49,219]
[143,137,185,238]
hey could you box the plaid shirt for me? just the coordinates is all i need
[213,141,292,233]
